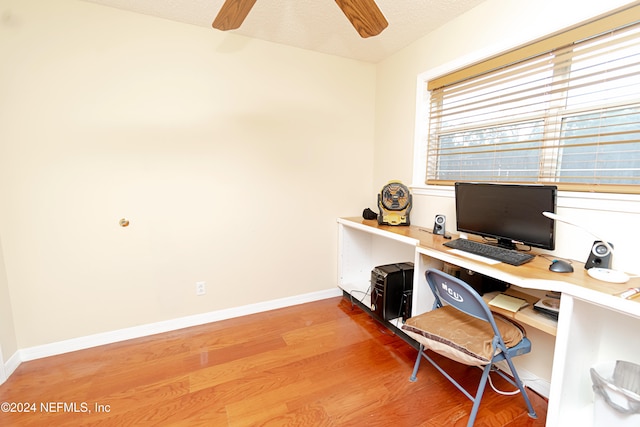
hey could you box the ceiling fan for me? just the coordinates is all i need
[212,0,388,38]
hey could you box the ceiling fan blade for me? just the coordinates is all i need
[334,0,388,38]
[212,0,258,31]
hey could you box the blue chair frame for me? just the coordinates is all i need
[408,268,537,426]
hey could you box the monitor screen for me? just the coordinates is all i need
[454,182,557,250]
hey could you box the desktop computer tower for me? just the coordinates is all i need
[370,262,414,322]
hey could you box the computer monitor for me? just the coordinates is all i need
[454,182,557,250]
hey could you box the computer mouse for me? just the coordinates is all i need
[549,259,574,273]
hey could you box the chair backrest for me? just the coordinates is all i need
[425,268,498,330]
[412,269,537,424]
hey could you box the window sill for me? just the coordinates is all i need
[410,185,640,214]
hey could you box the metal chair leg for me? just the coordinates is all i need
[504,356,537,418]
[466,363,492,427]
[409,345,424,382]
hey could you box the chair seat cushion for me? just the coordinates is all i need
[402,305,525,366]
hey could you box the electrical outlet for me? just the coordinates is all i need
[196,281,206,296]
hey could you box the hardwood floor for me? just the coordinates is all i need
[0,296,547,426]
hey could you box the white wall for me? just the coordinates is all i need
[375,0,640,274]
[0,0,376,353]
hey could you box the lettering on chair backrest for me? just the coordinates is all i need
[440,282,464,303]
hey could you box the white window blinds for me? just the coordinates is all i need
[426,4,640,193]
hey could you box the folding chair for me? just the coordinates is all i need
[401,268,537,426]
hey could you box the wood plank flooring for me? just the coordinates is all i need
[0,296,547,426]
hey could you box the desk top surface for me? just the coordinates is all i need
[339,217,640,314]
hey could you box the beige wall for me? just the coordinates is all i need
[0,0,376,351]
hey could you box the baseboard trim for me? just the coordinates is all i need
[11,288,342,368]
[3,351,21,381]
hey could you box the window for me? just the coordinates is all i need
[425,4,640,193]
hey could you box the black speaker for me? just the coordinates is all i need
[584,240,613,270]
[433,214,446,235]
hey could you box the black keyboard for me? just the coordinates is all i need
[443,238,535,266]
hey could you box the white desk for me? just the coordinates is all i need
[337,217,640,427]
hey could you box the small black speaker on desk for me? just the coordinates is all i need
[584,240,613,269]
[433,214,446,235]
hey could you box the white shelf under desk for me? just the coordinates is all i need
[337,216,640,427]
[483,288,558,337]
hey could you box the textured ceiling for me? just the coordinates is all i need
[83,0,486,63]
